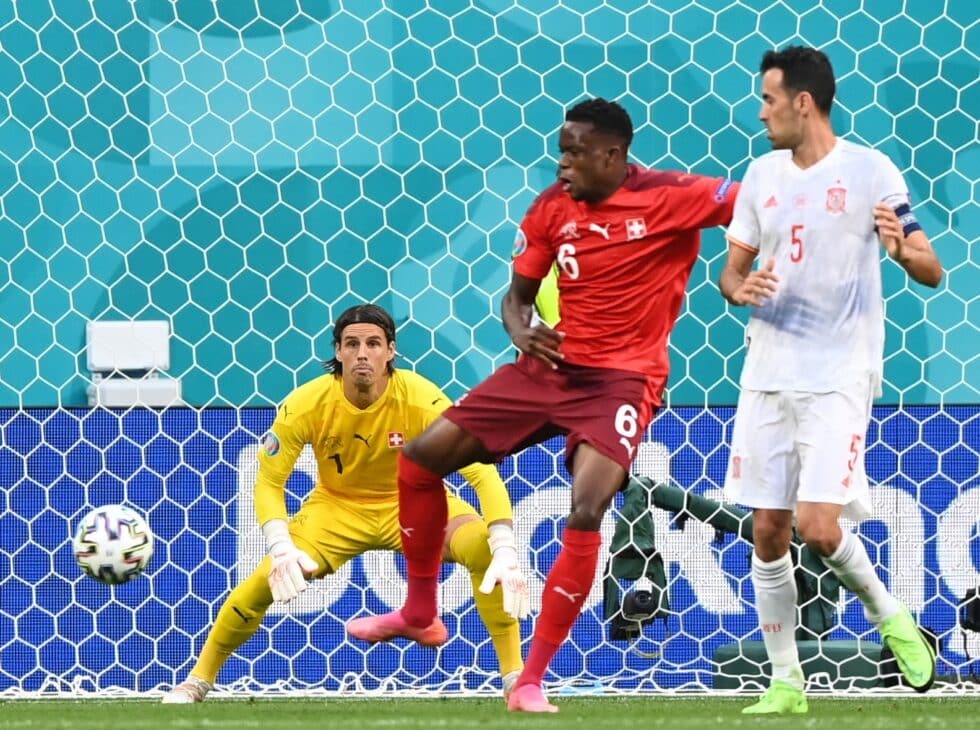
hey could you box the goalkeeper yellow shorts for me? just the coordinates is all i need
[287,487,479,573]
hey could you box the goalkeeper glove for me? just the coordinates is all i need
[479,523,530,620]
[263,519,318,603]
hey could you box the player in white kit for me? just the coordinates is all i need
[719,46,942,715]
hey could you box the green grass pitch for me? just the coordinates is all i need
[1,697,976,729]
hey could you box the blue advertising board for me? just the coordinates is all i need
[1,406,977,693]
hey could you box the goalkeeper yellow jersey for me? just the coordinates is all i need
[253,368,511,526]
[534,264,560,327]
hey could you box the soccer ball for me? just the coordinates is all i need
[73,505,154,585]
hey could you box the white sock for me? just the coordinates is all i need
[822,529,900,625]
[752,551,803,689]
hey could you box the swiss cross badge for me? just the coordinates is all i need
[825,186,847,214]
[387,432,405,448]
[625,217,647,240]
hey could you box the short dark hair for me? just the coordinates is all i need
[565,97,634,149]
[760,46,836,114]
[324,303,396,375]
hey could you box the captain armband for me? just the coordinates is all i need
[894,203,922,237]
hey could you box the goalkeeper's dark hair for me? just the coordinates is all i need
[565,97,633,149]
[324,303,396,375]
[761,46,836,114]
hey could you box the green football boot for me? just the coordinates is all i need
[742,679,808,715]
[879,606,936,692]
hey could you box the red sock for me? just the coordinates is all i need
[397,452,447,627]
[518,527,602,688]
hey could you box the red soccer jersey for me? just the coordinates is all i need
[513,164,738,391]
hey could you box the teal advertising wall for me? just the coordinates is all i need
[0,0,975,406]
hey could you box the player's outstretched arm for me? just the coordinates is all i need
[254,403,318,603]
[874,203,942,287]
[479,521,530,620]
[502,272,564,369]
[457,462,529,619]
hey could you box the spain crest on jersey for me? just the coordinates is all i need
[825,186,847,214]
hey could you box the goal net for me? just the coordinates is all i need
[0,0,976,698]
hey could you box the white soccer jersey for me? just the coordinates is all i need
[726,138,911,394]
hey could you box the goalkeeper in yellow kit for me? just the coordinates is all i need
[163,304,528,703]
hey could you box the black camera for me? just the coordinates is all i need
[622,580,661,622]
[609,577,665,640]
[961,587,980,632]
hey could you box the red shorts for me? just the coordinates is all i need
[442,356,662,472]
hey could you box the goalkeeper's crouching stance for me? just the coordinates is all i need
[163,304,528,704]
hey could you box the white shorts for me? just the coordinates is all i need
[724,379,874,519]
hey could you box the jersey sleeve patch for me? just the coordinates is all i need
[262,432,281,456]
[512,228,528,258]
[713,178,735,202]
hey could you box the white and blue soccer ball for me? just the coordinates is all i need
[73,505,154,585]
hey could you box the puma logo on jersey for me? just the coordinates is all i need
[588,222,610,240]
[353,433,371,447]
[400,524,414,537]
[552,586,583,603]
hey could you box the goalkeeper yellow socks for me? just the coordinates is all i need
[190,562,274,684]
[449,518,523,676]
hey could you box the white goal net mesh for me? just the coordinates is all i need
[0,0,977,697]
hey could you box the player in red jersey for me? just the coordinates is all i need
[347,98,738,712]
